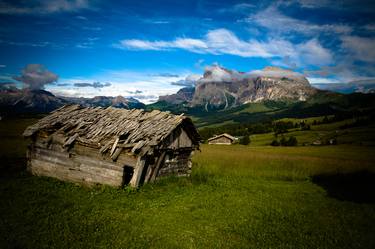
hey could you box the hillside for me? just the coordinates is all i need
[148,91,375,128]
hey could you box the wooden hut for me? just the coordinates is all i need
[207,133,236,145]
[23,105,200,187]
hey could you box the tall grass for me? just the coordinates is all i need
[192,145,374,182]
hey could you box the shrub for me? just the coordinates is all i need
[239,135,250,145]
[271,139,280,146]
[280,136,287,146]
[286,136,298,146]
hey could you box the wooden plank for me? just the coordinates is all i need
[129,156,146,187]
[111,147,123,161]
[110,137,119,156]
[30,158,123,187]
[150,151,167,182]
[33,147,124,173]
[71,143,137,167]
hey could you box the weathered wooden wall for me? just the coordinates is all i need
[157,150,193,178]
[27,134,138,187]
[28,146,125,186]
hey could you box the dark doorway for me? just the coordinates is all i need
[122,166,134,185]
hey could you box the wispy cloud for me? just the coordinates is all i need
[0,0,92,15]
[282,0,332,9]
[0,40,53,47]
[150,73,179,78]
[218,3,256,14]
[75,15,88,20]
[74,82,111,88]
[171,74,201,87]
[117,28,333,66]
[245,5,352,36]
[341,36,375,63]
[75,37,99,49]
[282,0,375,12]
[143,19,170,24]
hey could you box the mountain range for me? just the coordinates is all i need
[312,79,375,94]
[0,85,144,116]
[158,65,318,111]
[1,65,375,121]
[148,66,375,127]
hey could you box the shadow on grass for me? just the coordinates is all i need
[312,170,375,204]
[0,156,26,178]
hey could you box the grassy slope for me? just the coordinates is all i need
[157,92,375,127]
[250,118,375,146]
[0,118,375,248]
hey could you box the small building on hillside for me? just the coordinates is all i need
[23,105,200,187]
[207,133,236,145]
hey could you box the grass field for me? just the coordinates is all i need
[1,118,375,248]
[250,118,375,146]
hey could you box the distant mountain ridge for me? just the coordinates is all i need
[312,79,375,94]
[0,86,144,115]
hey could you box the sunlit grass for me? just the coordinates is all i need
[1,119,375,248]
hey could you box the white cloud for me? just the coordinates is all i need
[296,39,332,65]
[218,3,256,14]
[46,70,190,104]
[117,28,333,66]
[75,15,88,20]
[118,38,207,52]
[171,74,201,87]
[0,0,91,14]
[0,64,6,68]
[282,0,332,9]
[246,5,352,36]
[341,36,375,62]
[307,77,340,84]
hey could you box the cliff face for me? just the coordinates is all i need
[158,87,195,104]
[190,66,316,110]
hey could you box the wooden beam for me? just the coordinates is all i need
[129,156,146,187]
[150,151,166,182]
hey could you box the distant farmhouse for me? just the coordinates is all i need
[208,133,236,145]
[23,105,200,187]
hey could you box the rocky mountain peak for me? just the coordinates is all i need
[165,65,317,111]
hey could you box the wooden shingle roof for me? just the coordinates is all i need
[23,105,200,158]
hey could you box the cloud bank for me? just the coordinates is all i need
[74,81,111,88]
[0,0,91,14]
[117,28,332,66]
[13,64,58,90]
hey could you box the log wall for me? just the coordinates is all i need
[27,143,128,187]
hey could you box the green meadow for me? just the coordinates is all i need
[1,118,375,248]
[250,117,375,146]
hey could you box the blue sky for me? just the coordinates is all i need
[0,0,374,102]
